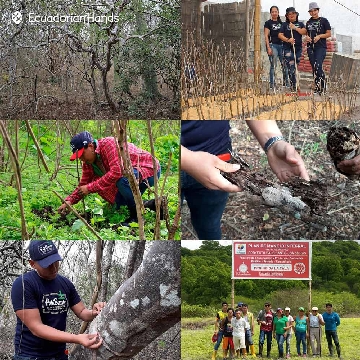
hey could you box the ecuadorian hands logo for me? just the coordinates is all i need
[12,11,23,24]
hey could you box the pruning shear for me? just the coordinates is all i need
[217,150,250,169]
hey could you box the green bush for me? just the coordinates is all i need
[181,302,217,318]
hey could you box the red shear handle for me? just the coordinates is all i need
[217,153,231,161]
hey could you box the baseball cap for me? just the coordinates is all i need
[277,308,283,312]
[70,131,94,161]
[237,302,243,307]
[29,240,62,268]
[212,333,218,343]
[298,307,305,311]
[312,307,319,311]
[286,6,298,14]
[285,307,291,311]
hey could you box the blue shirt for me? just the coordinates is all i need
[322,311,340,331]
[181,120,231,155]
[280,21,305,50]
[11,271,81,358]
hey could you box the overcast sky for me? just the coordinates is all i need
[204,0,360,37]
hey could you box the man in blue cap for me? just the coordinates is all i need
[57,131,161,224]
[11,240,105,360]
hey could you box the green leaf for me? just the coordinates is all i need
[93,207,103,216]
[71,219,85,232]
[129,222,139,228]
[263,213,269,221]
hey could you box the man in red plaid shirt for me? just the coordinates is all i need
[57,131,160,224]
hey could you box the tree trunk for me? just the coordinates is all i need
[69,241,180,360]
[124,240,146,281]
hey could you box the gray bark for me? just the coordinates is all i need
[70,241,180,360]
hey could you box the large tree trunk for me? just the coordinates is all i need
[70,241,180,360]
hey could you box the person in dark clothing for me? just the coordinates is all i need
[11,240,104,360]
[305,2,331,95]
[264,6,289,89]
[278,7,307,91]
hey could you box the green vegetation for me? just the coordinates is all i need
[182,317,360,360]
[0,120,180,240]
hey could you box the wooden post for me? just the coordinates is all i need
[254,0,261,83]
[232,279,235,309]
[245,0,250,72]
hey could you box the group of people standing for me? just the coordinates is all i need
[264,2,331,94]
[212,301,341,359]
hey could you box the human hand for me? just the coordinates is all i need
[267,47,273,56]
[58,201,71,215]
[78,185,89,196]
[288,37,295,45]
[337,155,360,175]
[289,23,296,30]
[77,333,103,349]
[313,35,320,43]
[305,35,312,43]
[92,302,106,317]
[181,147,242,192]
[267,141,310,182]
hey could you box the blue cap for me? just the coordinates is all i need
[29,240,62,268]
[70,131,93,161]
[237,302,243,307]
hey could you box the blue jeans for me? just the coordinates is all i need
[181,170,228,240]
[268,43,289,87]
[283,46,302,91]
[13,355,68,360]
[214,330,224,351]
[307,46,327,93]
[115,168,161,209]
[295,331,307,355]
[245,329,254,345]
[259,330,272,353]
[276,334,285,357]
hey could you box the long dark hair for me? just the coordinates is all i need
[270,6,282,23]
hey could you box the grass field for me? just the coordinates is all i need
[181,317,359,360]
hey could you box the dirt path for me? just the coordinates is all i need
[181,120,360,240]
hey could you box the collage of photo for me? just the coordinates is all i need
[1,0,360,359]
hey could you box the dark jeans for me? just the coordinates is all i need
[115,168,161,209]
[214,330,224,351]
[245,329,254,345]
[295,331,307,355]
[181,170,228,240]
[307,46,327,93]
[13,355,68,360]
[259,329,272,353]
[325,330,341,356]
[283,46,302,91]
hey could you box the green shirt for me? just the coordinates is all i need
[274,315,288,335]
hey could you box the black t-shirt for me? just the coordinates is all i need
[181,120,231,155]
[222,317,234,337]
[264,19,283,45]
[280,21,305,50]
[11,271,81,358]
[306,17,331,49]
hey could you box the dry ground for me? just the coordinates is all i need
[181,120,360,240]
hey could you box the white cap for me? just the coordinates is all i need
[312,306,318,311]
[285,307,291,311]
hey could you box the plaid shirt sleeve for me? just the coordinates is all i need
[87,137,122,194]
[65,163,95,205]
